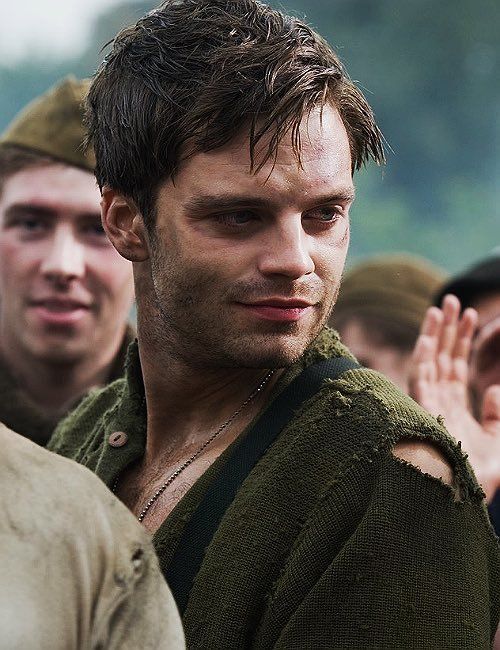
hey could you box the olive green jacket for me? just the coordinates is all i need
[49,328,500,649]
[0,326,134,445]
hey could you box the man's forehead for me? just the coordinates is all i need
[0,164,100,224]
[169,104,353,198]
[224,104,349,164]
[0,164,100,212]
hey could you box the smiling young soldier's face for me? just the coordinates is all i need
[0,163,134,364]
[123,104,353,369]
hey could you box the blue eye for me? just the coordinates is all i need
[215,211,255,227]
[305,206,343,223]
[19,217,45,231]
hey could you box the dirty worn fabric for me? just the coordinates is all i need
[49,328,500,649]
[0,424,184,650]
[0,325,134,445]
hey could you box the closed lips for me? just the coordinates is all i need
[31,299,90,311]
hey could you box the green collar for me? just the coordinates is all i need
[92,326,351,488]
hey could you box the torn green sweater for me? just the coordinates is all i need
[49,328,500,649]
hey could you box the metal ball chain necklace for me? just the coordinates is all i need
[119,369,275,523]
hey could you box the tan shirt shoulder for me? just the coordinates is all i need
[0,424,184,649]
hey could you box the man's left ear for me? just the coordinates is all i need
[101,187,150,262]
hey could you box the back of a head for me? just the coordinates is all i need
[86,0,385,226]
[434,249,500,309]
[331,253,447,351]
[0,76,94,190]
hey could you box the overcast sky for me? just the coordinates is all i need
[0,0,126,64]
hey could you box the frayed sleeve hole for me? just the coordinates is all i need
[392,439,459,498]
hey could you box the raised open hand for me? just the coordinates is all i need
[409,294,500,500]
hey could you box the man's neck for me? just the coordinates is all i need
[0,335,125,419]
[137,326,280,463]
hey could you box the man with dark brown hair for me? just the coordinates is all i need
[50,1,500,646]
[0,77,135,444]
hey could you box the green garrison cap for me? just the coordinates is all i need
[0,75,95,172]
[332,253,447,333]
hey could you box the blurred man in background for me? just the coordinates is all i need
[409,251,500,526]
[330,253,446,391]
[0,81,181,646]
[0,76,135,444]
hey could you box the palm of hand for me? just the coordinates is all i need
[409,295,500,500]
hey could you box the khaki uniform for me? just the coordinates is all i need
[0,424,184,649]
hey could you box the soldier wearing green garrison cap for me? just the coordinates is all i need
[0,76,135,445]
[330,253,447,392]
[0,77,185,650]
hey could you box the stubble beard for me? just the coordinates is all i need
[149,250,338,370]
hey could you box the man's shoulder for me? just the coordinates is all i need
[304,360,488,504]
[304,326,445,441]
[320,360,458,450]
[1,422,139,535]
[292,335,478,486]
[0,423,185,649]
[48,376,127,457]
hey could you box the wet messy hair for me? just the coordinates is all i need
[86,0,385,227]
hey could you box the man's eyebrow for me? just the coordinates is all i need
[3,204,101,220]
[4,204,57,219]
[184,189,355,214]
[318,189,356,204]
[185,195,270,214]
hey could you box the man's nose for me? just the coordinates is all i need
[40,225,85,281]
[258,219,315,279]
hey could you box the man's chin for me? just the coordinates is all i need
[221,330,321,369]
[31,342,87,365]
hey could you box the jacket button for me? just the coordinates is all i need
[108,431,128,447]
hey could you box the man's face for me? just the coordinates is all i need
[0,164,134,364]
[146,105,353,368]
[338,318,411,392]
[469,291,500,407]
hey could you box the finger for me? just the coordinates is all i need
[419,305,444,340]
[408,310,443,401]
[451,307,478,384]
[438,294,461,354]
[437,294,461,379]
[453,307,478,360]
[411,335,437,385]
[409,308,442,384]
